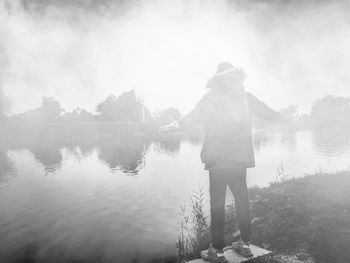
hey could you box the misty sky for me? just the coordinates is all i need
[1,0,350,115]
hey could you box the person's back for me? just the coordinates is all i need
[180,63,255,170]
[179,62,255,261]
[203,67,248,134]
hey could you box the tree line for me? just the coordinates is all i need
[1,87,350,129]
[2,90,182,124]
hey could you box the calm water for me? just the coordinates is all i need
[1,130,350,262]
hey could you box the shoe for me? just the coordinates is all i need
[232,239,253,257]
[200,244,228,263]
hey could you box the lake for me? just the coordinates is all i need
[1,129,350,262]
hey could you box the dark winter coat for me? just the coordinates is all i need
[179,68,255,170]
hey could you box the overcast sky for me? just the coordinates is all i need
[1,0,350,114]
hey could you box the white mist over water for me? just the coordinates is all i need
[1,0,350,115]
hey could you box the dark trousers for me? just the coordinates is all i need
[209,168,251,249]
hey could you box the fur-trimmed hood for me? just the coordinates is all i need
[206,68,245,93]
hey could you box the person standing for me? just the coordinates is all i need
[178,62,255,262]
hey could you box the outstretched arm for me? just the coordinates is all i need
[178,105,203,128]
[178,92,211,128]
[158,92,210,134]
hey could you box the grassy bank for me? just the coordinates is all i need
[178,171,350,263]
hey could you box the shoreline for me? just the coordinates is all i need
[178,171,350,263]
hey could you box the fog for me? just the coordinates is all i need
[2,2,350,262]
[0,0,350,115]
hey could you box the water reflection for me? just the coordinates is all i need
[312,130,350,157]
[97,137,150,175]
[31,141,63,175]
[252,130,276,152]
[11,242,39,263]
[0,147,15,186]
[253,131,297,153]
[0,123,205,176]
[280,132,297,152]
[153,129,204,156]
[2,130,350,177]
[153,134,182,155]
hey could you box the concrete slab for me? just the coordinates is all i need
[189,244,271,263]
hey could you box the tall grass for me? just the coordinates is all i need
[176,188,211,262]
[176,189,239,262]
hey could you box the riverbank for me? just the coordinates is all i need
[178,171,350,263]
[249,171,350,263]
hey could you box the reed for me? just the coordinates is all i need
[176,188,210,262]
